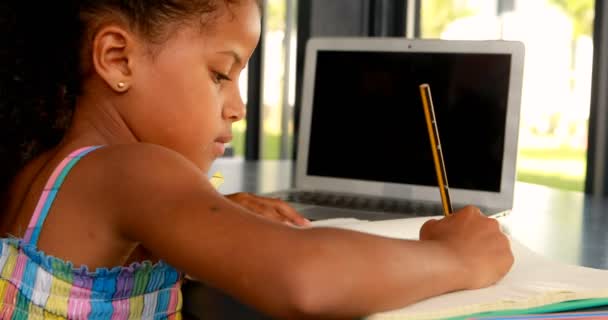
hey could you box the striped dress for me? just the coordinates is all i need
[0,146,183,319]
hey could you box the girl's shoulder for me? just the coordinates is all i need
[73,142,213,213]
[3,143,210,271]
[86,143,201,175]
[79,143,207,186]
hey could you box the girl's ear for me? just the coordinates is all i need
[91,25,137,93]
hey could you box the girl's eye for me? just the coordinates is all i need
[213,72,232,84]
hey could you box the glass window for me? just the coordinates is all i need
[261,0,298,160]
[231,0,297,160]
[229,66,248,158]
[421,0,595,192]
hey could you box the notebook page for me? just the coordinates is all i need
[310,218,369,227]
[311,216,433,239]
[313,216,608,320]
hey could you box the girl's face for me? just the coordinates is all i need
[123,1,260,173]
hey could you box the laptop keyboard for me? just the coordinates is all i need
[279,191,445,216]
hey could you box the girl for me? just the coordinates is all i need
[0,1,513,319]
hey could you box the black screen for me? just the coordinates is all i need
[307,50,511,192]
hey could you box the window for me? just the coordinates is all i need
[229,0,297,160]
[261,0,298,159]
[229,66,248,158]
[420,0,595,191]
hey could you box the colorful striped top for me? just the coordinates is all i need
[0,146,183,319]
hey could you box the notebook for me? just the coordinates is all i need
[267,38,526,221]
[311,216,608,320]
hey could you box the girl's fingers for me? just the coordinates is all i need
[271,199,310,226]
[227,193,310,226]
[253,202,285,222]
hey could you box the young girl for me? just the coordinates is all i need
[0,1,513,319]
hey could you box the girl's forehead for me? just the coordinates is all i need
[137,2,260,60]
[209,1,261,37]
[196,2,261,54]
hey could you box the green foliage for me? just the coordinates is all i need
[266,0,286,32]
[421,0,477,38]
[548,0,595,38]
[230,125,287,159]
[232,125,245,157]
[517,146,586,192]
[517,171,584,192]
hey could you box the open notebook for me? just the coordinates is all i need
[311,217,608,320]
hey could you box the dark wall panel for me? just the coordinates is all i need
[310,0,370,36]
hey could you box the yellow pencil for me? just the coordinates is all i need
[419,84,453,216]
[209,171,225,190]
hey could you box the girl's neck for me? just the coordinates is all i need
[66,90,139,147]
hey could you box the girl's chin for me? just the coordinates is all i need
[212,141,226,157]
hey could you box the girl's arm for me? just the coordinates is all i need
[103,144,512,319]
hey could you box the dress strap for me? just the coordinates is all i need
[23,146,103,245]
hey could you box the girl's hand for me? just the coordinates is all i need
[419,206,513,290]
[226,192,311,227]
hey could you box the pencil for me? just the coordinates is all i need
[419,83,453,216]
[210,171,225,190]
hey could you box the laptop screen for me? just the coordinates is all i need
[307,50,512,193]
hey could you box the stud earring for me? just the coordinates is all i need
[116,81,128,91]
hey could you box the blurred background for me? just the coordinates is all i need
[231,0,598,193]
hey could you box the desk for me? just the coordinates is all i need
[183,159,608,319]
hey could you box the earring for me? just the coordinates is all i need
[116,81,128,91]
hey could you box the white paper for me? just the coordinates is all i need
[313,216,608,320]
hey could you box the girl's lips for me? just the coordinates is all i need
[215,135,233,144]
[213,135,232,156]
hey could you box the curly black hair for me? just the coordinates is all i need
[0,0,259,205]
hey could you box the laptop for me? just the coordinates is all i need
[268,37,525,221]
